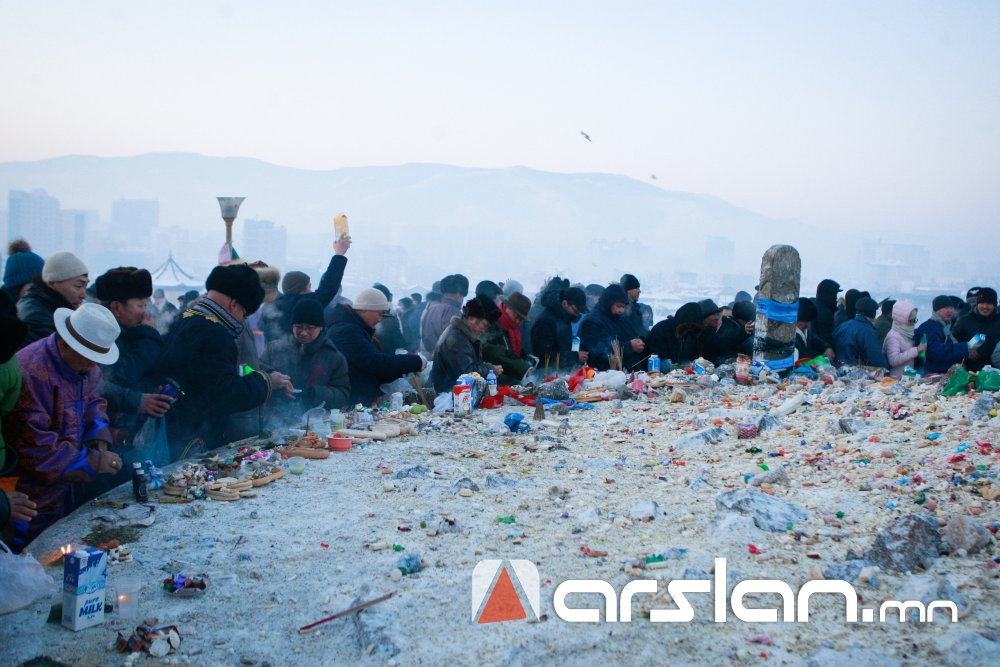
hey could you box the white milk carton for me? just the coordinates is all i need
[62,547,107,631]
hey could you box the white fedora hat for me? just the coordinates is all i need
[54,304,121,364]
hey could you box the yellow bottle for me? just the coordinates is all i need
[334,213,349,240]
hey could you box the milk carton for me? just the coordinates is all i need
[62,547,107,631]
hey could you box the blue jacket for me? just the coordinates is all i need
[914,317,968,374]
[327,304,422,407]
[832,316,889,368]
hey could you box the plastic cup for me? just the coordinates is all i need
[287,456,306,474]
[115,575,141,620]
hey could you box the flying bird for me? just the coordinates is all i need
[579,131,591,142]
[650,174,658,180]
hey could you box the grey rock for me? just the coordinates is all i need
[485,474,518,489]
[674,426,727,449]
[628,500,658,520]
[822,559,873,582]
[941,515,992,555]
[865,514,944,573]
[547,402,569,415]
[574,506,601,532]
[715,489,808,532]
[933,631,1000,667]
[971,393,995,421]
[831,418,868,435]
[537,379,570,400]
[757,414,782,433]
[892,575,967,621]
[748,466,790,487]
[395,464,431,479]
[449,477,480,494]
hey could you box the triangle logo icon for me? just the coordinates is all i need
[477,567,527,624]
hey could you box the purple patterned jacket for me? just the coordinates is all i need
[2,334,111,548]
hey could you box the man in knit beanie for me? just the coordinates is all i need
[17,251,89,348]
[2,239,45,301]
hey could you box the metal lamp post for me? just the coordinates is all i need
[217,197,246,247]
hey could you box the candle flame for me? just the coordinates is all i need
[60,544,72,556]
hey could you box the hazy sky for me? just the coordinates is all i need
[2,1,998,235]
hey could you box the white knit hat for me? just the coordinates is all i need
[42,251,88,283]
[353,287,390,312]
[54,304,121,364]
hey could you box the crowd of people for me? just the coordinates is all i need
[1,236,997,552]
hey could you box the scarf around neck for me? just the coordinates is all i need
[931,312,955,343]
[188,297,245,339]
[498,310,523,356]
[891,322,915,343]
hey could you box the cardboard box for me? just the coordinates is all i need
[62,547,107,631]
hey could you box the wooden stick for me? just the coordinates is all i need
[544,355,550,377]
[555,353,560,374]
[408,374,431,409]
[298,591,396,633]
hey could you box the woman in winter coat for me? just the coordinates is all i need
[881,301,926,378]
[430,295,502,392]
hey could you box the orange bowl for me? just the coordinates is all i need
[328,436,352,452]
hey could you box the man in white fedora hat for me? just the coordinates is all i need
[3,303,123,552]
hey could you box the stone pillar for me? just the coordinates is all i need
[752,245,801,374]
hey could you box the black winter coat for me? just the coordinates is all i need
[952,309,1000,372]
[100,324,165,443]
[578,289,644,371]
[710,316,752,364]
[531,303,582,369]
[328,304,422,407]
[263,333,351,411]
[153,304,272,454]
[17,283,71,349]
[809,279,840,354]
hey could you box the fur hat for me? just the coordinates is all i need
[462,294,501,323]
[291,298,326,327]
[95,267,153,303]
[42,251,88,283]
[932,295,953,312]
[282,271,310,296]
[501,292,531,320]
[620,274,641,291]
[206,264,265,315]
[440,274,469,297]
[3,239,45,293]
[252,264,281,304]
[354,287,390,312]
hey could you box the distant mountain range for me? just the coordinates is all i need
[0,152,843,289]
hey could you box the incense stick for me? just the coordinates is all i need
[298,591,396,633]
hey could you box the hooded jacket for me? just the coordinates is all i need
[430,316,490,392]
[577,285,642,371]
[809,279,840,354]
[952,307,1000,373]
[882,301,920,378]
[328,304,422,406]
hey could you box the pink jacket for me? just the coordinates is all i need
[882,301,919,378]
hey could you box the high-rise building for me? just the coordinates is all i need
[8,189,62,256]
[111,199,159,246]
[62,209,100,263]
[242,219,287,268]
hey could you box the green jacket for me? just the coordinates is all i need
[482,322,530,385]
[0,357,23,473]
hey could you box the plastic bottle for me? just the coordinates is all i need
[486,369,498,396]
[131,462,148,503]
[919,334,927,359]
[647,354,660,373]
[396,552,422,575]
[572,336,581,353]
[329,409,345,431]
